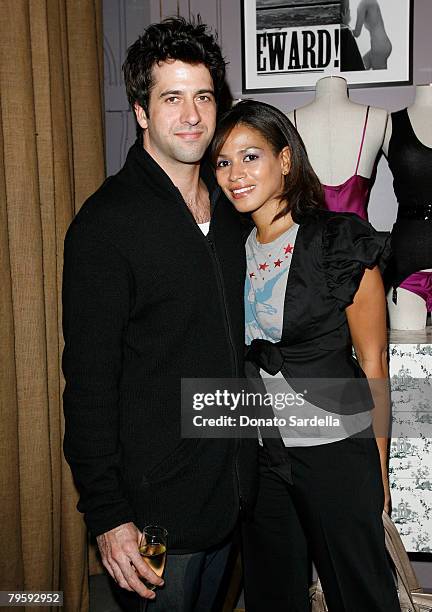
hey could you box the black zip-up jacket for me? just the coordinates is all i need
[62,142,257,551]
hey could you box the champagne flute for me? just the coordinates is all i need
[139,525,168,590]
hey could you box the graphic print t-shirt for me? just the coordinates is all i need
[245,224,297,345]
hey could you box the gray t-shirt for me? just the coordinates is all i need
[245,224,371,446]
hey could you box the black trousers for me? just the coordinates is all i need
[242,432,401,612]
[110,539,232,612]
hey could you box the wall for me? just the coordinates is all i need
[103,0,432,588]
[103,0,150,175]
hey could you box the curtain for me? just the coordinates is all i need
[0,1,104,610]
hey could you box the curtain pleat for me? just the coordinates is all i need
[66,0,105,212]
[0,1,104,610]
[0,77,25,595]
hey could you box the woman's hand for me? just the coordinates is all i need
[341,8,351,26]
[382,470,391,514]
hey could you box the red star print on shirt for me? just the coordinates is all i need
[274,259,282,267]
[284,244,293,254]
[259,262,269,271]
[249,272,255,278]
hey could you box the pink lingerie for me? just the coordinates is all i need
[293,106,371,221]
[398,272,432,312]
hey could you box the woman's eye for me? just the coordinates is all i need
[244,154,258,162]
[216,160,230,168]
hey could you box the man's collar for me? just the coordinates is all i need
[120,140,221,206]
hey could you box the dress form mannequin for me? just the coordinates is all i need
[383,85,432,331]
[386,287,427,330]
[383,85,432,156]
[288,76,388,204]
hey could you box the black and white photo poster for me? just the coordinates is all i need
[242,0,412,92]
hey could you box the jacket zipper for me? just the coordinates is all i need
[177,191,243,509]
[205,237,239,377]
[205,237,243,515]
[174,188,239,377]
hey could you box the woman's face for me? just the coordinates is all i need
[215,124,289,216]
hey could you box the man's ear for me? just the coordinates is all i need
[134,103,148,130]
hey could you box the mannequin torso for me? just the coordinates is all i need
[383,84,432,155]
[288,76,388,186]
[383,85,432,330]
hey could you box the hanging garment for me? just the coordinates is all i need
[293,106,371,221]
[387,108,432,309]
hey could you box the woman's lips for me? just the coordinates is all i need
[230,185,256,199]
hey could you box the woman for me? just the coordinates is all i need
[353,0,392,69]
[210,101,400,611]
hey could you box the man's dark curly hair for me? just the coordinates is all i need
[122,16,226,124]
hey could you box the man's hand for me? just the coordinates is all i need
[96,522,164,598]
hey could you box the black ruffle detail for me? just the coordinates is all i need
[322,214,391,309]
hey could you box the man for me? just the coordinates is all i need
[62,16,255,612]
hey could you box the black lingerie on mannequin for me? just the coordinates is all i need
[386,109,432,303]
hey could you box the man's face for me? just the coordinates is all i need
[135,60,217,168]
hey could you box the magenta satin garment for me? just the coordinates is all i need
[399,271,432,311]
[321,175,370,221]
[293,106,371,221]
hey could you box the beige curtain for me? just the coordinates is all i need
[0,1,104,610]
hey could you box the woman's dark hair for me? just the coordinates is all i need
[122,16,226,138]
[210,100,325,222]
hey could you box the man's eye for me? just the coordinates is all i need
[244,154,258,162]
[166,96,180,103]
[216,160,230,168]
[197,95,211,102]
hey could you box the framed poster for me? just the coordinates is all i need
[241,0,413,93]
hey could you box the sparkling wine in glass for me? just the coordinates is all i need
[139,525,168,590]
